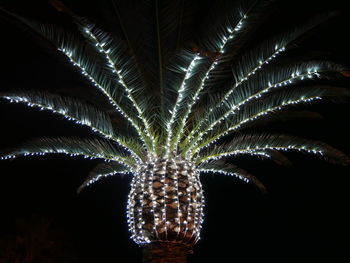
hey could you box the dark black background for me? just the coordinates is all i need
[0,0,349,262]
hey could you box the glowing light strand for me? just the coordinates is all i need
[194,96,322,154]
[125,157,204,245]
[222,46,286,104]
[83,27,156,152]
[127,173,138,242]
[183,46,286,146]
[149,158,159,239]
[137,170,148,243]
[165,54,200,158]
[173,14,249,152]
[84,170,132,188]
[127,164,152,244]
[0,96,142,161]
[189,69,323,155]
[58,47,149,149]
[0,150,132,168]
[197,146,324,165]
[172,156,181,237]
[183,161,192,240]
[193,170,204,243]
[199,168,250,183]
[161,160,168,240]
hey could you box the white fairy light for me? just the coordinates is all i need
[183,45,287,150]
[183,161,192,239]
[0,150,130,169]
[165,54,200,158]
[199,168,250,183]
[57,47,149,151]
[82,26,156,153]
[85,171,132,188]
[125,156,204,245]
[193,96,323,154]
[196,145,324,165]
[1,2,341,251]
[0,96,143,161]
[172,13,250,152]
[189,69,324,155]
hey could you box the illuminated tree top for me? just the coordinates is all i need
[0,0,349,248]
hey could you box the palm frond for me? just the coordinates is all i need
[184,13,338,147]
[199,0,271,55]
[253,149,292,166]
[0,9,153,151]
[190,85,350,154]
[72,16,157,152]
[163,50,201,156]
[0,90,113,137]
[184,61,345,154]
[77,162,132,194]
[166,54,211,152]
[196,134,350,166]
[170,0,268,152]
[0,137,136,168]
[198,159,267,193]
[0,91,148,160]
[231,13,336,86]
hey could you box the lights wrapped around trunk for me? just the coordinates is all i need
[127,155,204,247]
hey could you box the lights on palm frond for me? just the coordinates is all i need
[187,68,324,155]
[1,150,112,162]
[2,96,111,141]
[220,14,248,53]
[58,47,149,150]
[188,46,288,143]
[199,168,250,183]
[182,45,287,150]
[172,14,250,151]
[58,47,122,113]
[223,46,286,104]
[0,96,145,161]
[165,54,201,158]
[193,96,323,154]
[1,1,347,251]
[84,170,132,188]
[197,145,324,165]
[82,26,156,152]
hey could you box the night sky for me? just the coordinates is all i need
[0,0,350,262]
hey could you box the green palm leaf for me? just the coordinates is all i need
[190,85,350,154]
[77,162,131,193]
[0,137,135,168]
[196,134,350,166]
[0,0,349,251]
[199,159,267,193]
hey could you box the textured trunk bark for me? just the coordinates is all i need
[142,242,188,263]
[127,157,204,245]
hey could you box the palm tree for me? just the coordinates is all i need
[1,0,349,262]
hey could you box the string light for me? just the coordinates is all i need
[196,146,324,165]
[0,96,143,161]
[0,149,131,169]
[125,156,204,245]
[84,171,132,188]
[58,47,150,150]
[172,13,249,152]
[188,68,324,155]
[199,168,250,183]
[194,96,322,154]
[0,3,343,250]
[82,26,156,153]
[165,54,200,158]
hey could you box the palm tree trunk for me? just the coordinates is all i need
[142,242,188,263]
